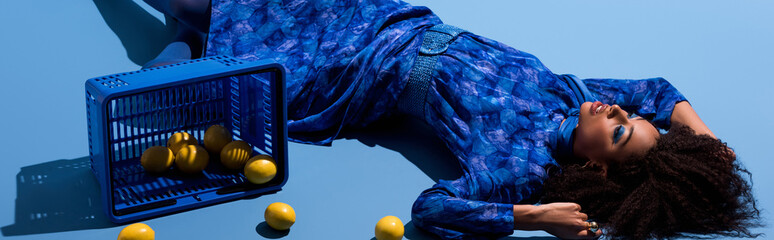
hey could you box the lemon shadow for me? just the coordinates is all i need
[1,157,118,236]
[255,221,290,239]
[340,116,464,183]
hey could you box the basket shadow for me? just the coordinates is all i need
[1,156,118,236]
[340,115,463,183]
[92,0,177,66]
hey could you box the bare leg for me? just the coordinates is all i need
[142,0,211,69]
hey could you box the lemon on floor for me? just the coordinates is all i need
[117,222,155,240]
[375,216,404,240]
[265,202,296,231]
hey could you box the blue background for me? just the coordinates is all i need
[0,0,771,239]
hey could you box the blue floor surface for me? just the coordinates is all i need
[0,1,771,239]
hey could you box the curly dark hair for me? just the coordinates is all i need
[541,124,762,239]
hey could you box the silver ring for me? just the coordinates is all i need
[586,221,599,232]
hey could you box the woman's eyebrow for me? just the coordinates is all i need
[623,125,636,147]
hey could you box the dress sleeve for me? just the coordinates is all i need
[582,77,688,129]
[411,171,515,240]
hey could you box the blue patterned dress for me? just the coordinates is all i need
[204,0,687,239]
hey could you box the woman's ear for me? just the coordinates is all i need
[583,159,608,177]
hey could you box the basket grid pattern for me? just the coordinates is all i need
[85,55,287,222]
[105,73,275,211]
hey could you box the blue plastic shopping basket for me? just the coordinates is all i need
[84,55,288,223]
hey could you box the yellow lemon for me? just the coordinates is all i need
[220,140,252,170]
[140,146,174,173]
[117,222,155,240]
[244,155,277,184]
[167,132,198,155]
[175,145,209,174]
[203,125,232,154]
[265,202,296,230]
[375,216,404,240]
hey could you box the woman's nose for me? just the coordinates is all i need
[607,105,629,121]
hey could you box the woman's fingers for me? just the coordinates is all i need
[576,229,602,239]
[541,202,602,239]
[575,219,589,231]
[556,202,581,211]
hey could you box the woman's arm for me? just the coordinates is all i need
[513,203,601,239]
[411,171,600,239]
[670,101,716,138]
[582,76,718,139]
[411,172,518,239]
[582,76,687,130]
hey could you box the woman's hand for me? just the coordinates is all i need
[514,203,601,239]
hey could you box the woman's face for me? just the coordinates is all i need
[573,101,660,173]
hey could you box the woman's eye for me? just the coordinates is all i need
[613,125,625,144]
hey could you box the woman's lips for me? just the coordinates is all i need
[590,101,608,115]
